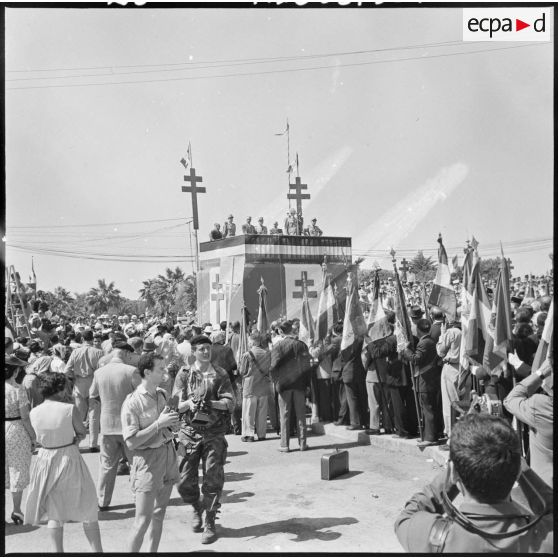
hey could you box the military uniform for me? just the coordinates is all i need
[173,363,234,513]
[223,221,236,238]
[242,222,257,235]
[305,223,323,236]
[255,224,268,234]
[270,226,283,235]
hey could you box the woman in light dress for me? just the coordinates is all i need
[5,353,36,524]
[24,372,103,553]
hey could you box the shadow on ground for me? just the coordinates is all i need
[303,441,360,452]
[226,451,248,458]
[4,523,40,536]
[221,489,255,504]
[219,516,358,542]
[224,471,253,483]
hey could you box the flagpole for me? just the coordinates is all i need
[391,247,424,441]
[286,119,291,210]
[225,256,236,345]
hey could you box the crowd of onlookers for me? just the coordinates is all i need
[4,265,553,551]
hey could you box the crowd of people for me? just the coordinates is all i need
[209,209,323,240]
[4,263,554,552]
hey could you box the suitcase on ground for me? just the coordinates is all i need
[321,448,349,480]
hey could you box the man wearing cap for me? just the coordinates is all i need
[209,223,223,241]
[174,334,234,544]
[241,216,257,235]
[65,329,104,451]
[255,217,268,235]
[269,221,283,235]
[90,332,141,510]
[222,214,236,238]
[304,218,323,237]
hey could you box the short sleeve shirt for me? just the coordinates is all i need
[121,384,172,449]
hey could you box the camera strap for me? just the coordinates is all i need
[440,487,548,540]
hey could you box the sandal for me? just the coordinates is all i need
[11,512,24,525]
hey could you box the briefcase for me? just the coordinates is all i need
[321,448,349,480]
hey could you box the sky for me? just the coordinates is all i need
[4,6,553,299]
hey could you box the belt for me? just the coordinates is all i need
[5,416,22,421]
[443,359,459,365]
[136,438,174,451]
[41,441,76,450]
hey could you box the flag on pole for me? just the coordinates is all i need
[340,274,367,357]
[180,157,188,170]
[471,236,479,251]
[256,277,269,334]
[296,152,300,177]
[299,281,316,348]
[366,271,391,342]
[187,142,193,167]
[531,299,553,374]
[458,249,477,372]
[492,255,512,358]
[464,258,492,364]
[316,267,337,342]
[428,234,457,321]
[274,121,289,136]
[393,265,414,351]
[238,304,250,363]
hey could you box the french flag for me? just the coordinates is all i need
[428,234,457,321]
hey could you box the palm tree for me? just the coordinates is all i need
[87,279,122,314]
[410,251,437,282]
[139,279,157,309]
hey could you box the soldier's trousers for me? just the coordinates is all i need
[177,435,228,510]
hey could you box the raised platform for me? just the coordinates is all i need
[197,235,352,325]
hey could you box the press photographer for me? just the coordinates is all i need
[394,413,553,552]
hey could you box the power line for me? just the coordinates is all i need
[3,40,475,75]
[6,216,191,230]
[6,43,546,91]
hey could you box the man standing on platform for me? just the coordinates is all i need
[304,218,323,237]
[241,216,257,235]
[175,335,234,545]
[64,328,104,452]
[270,320,312,452]
[269,221,283,235]
[255,217,268,235]
[222,214,236,238]
[209,223,223,241]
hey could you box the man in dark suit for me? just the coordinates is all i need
[270,320,312,452]
[402,319,443,447]
[340,335,368,431]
